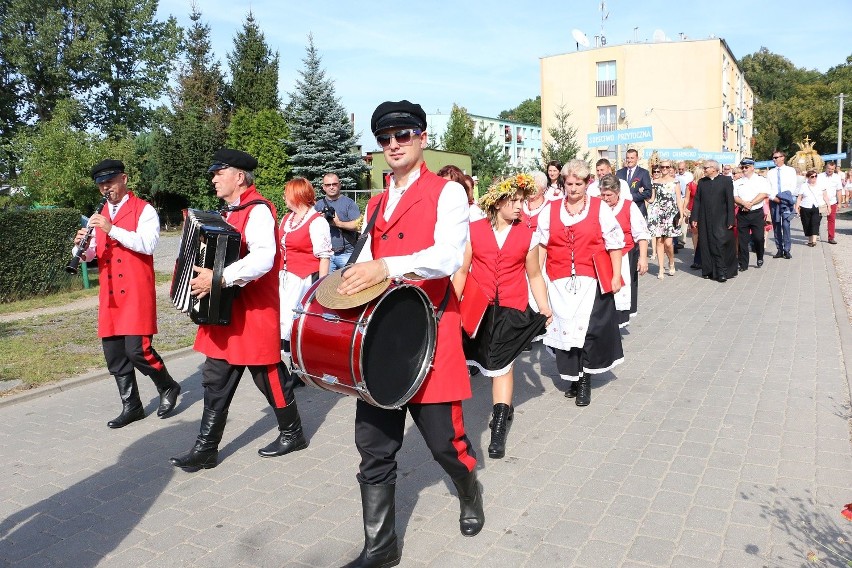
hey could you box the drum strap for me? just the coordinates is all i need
[220,199,273,215]
[346,193,386,266]
[434,281,452,322]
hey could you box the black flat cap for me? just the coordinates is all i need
[370,100,427,134]
[208,148,258,173]
[91,159,125,183]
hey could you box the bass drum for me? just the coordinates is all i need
[290,280,437,409]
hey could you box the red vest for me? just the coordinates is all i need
[194,186,282,365]
[613,200,635,254]
[280,209,322,279]
[546,197,605,280]
[367,163,470,404]
[96,193,157,337]
[469,219,531,311]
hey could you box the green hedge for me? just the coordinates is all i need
[0,208,82,303]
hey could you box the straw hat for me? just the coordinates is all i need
[315,269,391,310]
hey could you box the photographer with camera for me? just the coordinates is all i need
[315,172,361,271]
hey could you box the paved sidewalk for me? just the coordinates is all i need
[1,220,850,567]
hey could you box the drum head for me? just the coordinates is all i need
[362,287,434,407]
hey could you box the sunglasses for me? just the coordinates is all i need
[773,155,784,159]
[808,174,817,179]
[376,129,422,148]
[660,165,671,169]
[322,182,340,187]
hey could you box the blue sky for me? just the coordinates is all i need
[156,0,849,150]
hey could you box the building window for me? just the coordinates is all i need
[598,106,617,132]
[596,60,617,97]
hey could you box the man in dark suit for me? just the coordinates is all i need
[616,148,653,217]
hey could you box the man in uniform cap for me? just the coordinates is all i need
[170,148,308,471]
[337,101,484,567]
[733,157,771,270]
[73,159,181,428]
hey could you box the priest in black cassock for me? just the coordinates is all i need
[691,160,737,283]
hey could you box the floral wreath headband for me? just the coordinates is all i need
[478,173,537,210]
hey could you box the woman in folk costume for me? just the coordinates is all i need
[537,160,625,407]
[453,173,552,459]
[598,174,650,327]
[279,178,332,355]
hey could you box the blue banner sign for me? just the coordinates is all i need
[756,152,846,170]
[587,127,653,148]
[642,149,737,163]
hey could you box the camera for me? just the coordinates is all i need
[321,205,335,222]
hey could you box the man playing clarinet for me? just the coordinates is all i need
[337,101,484,567]
[73,159,181,428]
[170,149,308,471]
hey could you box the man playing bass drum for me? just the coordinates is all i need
[73,159,181,428]
[336,100,484,568]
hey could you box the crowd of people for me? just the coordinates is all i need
[74,99,846,566]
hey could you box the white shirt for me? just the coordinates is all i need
[768,164,798,195]
[361,167,469,279]
[535,199,625,252]
[280,210,333,260]
[817,172,843,205]
[587,178,631,201]
[795,181,829,209]
[544,185,563,201]
[469,203,487,222]
[734,174,772,211]
[676,171,694,198]
[73,194,160,260]
[221,195,277,288]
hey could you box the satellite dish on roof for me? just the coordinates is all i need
[572,29,590,48]
[652,29,666,42]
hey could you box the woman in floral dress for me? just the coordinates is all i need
[646,160,685,279]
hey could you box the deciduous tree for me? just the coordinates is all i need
[498,96,542,126]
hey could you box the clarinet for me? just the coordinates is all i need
[66,192,111,274]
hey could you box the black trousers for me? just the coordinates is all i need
[354,399,477,485]
[102,335,168,378]
[800,206,821,237]
[201,357,295,412]
[737,208,765,266]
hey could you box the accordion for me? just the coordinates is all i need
[171,209,241,325]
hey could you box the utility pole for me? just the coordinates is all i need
[838,93,845,166]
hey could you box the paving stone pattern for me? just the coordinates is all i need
[1,218,850,567]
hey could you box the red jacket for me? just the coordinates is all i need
[469,219,531,311]
[546,197,605,280]
[194,186,282,365]
[280,209,322,279]
[96,193,157,337]
[367,164,470,404]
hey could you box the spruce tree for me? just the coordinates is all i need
[285,34,368,191]
[151,6,227,210]
[227,12,279,112]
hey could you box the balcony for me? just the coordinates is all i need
[596,80,617,97]
[597,123,617,133]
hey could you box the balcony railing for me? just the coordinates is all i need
[596,80,617,97]
[597,123,617,132]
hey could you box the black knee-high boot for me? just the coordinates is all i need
[576,372,591,407]
[451,469,485,537]
[257,403,308,457]
[149,369,181,418]
[487,403,512,459]
[169,408,227,471]
[107,373,145,428]
[343,483,401,568]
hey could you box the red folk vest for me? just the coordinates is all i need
[96,193,157,338]
[546,197,605,281]
[280,210,322,279]
[614,200,635,254]
[469,218,532,311]
[194,186,282,365]
[367,163,471,404]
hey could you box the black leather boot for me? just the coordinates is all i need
[150,369,181,418]
[488,403,511,459]
[342,483,401,568]
[107,373,145,428]
[170,408,227,471]
[564,381,578,398]
[487,404,513,428]
[451,470,485,537]
[258,403,308,457]
[576,373,591,407]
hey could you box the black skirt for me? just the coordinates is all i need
[464,304,547,375]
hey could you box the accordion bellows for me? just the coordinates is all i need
[171,209,241,325]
